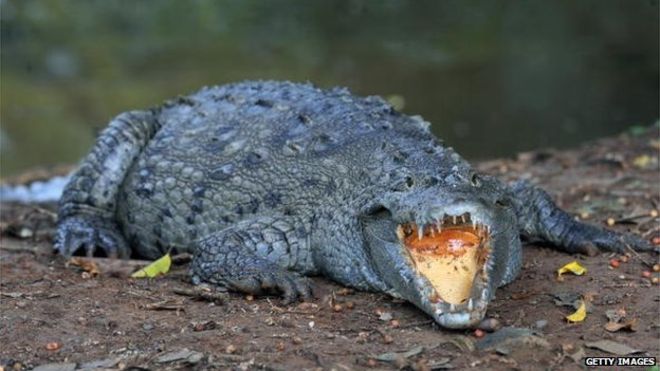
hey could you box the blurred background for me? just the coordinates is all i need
[1,0,658,176]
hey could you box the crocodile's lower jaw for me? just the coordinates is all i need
[396,212,492,323]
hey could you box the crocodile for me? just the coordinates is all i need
[55,80,654,329]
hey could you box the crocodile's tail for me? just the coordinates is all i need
[0,174,71,203]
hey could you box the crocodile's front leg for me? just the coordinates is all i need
[56,110,161,258]
[511,180,656,255]
[190,215,314,304]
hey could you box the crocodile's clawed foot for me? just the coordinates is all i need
[229,271,313,304]
[561,225,658,256]
[55,216,131,259]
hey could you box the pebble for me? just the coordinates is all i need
[535,320,548,329]
[32,363,76,371]
[478,318,502,332]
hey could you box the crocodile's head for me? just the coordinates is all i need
[361,171,521,329]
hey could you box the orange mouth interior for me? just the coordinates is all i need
[397,223,489,305]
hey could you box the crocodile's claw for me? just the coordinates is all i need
[55,216,131,259]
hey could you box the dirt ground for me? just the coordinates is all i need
[1,130,659,371]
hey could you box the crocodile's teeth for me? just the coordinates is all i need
[417,226,423,241]
[396,225,404,240]
[452,216,457,224]
[449,303,456,311]
[460,215,466,224]
[481,289,489,301]
[467,298,474,311]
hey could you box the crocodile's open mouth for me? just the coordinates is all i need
[396,212,491,308]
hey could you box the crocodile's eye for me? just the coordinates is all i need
[405,176,415,188]
[470,173,481,187]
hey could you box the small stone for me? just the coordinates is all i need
[642,271,652,278]
[32,363,76,371]
[382,334,394,344]
[276,341,285,352]
[332,304,343,312]
[610,259,620,268]
[535,320,548,329]
[653,264,660,272]
[650,210,658,218]
[367,358,378,367]
[225,344,237,354]
[292,336,303,345]
[619,255,629,263]
[474,329,485,338]
[390,319,400,328]
[45,342,61,351]
[478,318,502,332]
[345,301,355,309]
[142,323,154,331]
[606,218,615,226]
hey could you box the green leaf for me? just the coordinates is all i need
[131,253,172,278]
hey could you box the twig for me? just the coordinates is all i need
[172,287,226,304]
[142,299,186,311]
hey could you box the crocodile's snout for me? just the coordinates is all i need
[397,211,494,328]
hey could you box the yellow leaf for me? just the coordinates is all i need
[566,300,587,323]
[632,155,651,168]
[131,253,171,278]
[557,261,587,280]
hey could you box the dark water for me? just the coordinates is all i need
[1,0,658,176]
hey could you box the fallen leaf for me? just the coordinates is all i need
[632,155,652,168]
[375,346,424,362]
[68,257,100,276]
[566,300,587,323]
[585,340,641,355]
[604,318,638,332]
[156,348,203,363]
[557,261,587,280]
[476,327,549,354]
[131,253,171,278]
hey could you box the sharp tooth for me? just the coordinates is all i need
[472,220,476,229]
[417,226,423,240]
[449,303,456,311]
[481,289,489,301]
[430,227,435,237]
[467,298,474,311]
[452,216,457,224]
[460,215,466,224]
[396,225,404,240]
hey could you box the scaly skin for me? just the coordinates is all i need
[55,81,655,328]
